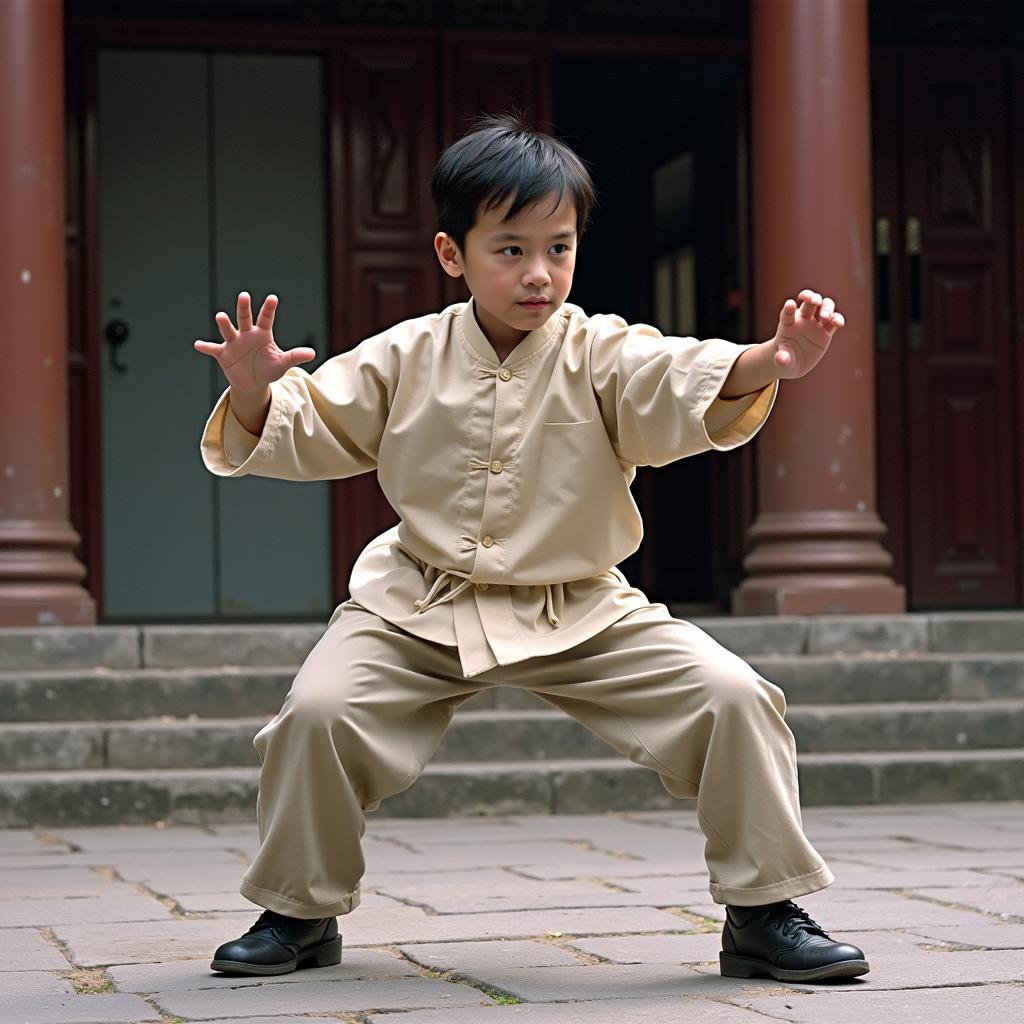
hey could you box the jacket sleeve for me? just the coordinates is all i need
[199,333,398,481]
[588,314,777,468]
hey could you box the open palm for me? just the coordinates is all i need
[193,292,315,390]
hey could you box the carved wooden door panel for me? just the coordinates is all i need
[444,39,551,130]
[1015,52,1024,595]
[328,31,554,601]
[440,33,553,305]
[896,53,1018,606]
[330,35,440,598]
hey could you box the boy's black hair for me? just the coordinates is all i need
[432,112,597,252]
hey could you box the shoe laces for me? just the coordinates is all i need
[768,900,829,941]
[247,910,286,938]
[247,910,321,942]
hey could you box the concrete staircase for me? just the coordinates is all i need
[1,613,1022,826]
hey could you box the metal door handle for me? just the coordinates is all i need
[906,216,923,352]
[104,318,130,374]
[875,216,892,352]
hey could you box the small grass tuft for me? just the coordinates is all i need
[65,968,116,994]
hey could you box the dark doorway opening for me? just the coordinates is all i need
[553,56,752,612]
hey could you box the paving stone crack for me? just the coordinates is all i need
[370,835,420,853]
[390,946,522,1005]
[899,887,1024,924]
[120,872,194,919]
[593,878,632,892]
[542,934,610,965]
[658,906,723,931]
[33,829,74,851]
[568,837,643,860]
[623,814,701,834]
[366,888,441,915]
[39,923,75,963]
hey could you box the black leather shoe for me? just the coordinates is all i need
[720,900,869,982]
[210,910,342,976]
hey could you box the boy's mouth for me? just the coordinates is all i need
[519,298,550,309]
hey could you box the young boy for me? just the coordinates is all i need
[195,113,868,984]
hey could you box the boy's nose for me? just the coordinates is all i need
[523,262,551,286]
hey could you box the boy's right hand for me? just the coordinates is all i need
[193,291,316,391]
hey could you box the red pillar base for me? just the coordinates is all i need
[731,510,907,616]
[0,520,95,626]
[732,577,906,616]
[0,591,96,627]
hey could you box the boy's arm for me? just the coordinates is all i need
[196,291,395,480]
[719,341,780,399]
[589,316,777,467]
[227,385,272,436]
[721,290,844,398]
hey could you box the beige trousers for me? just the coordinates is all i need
[240,600,833,917]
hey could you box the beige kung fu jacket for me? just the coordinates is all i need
[200,298,777,678]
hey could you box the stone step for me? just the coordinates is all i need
[0,612,1022,670]
[692,612,1024,656]
[2,748,1022,826]
[0,667,294,722]
[3,653,1024,722]
[4,701,1024,772]
[750,653,1024,703]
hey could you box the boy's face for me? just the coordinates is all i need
[434,191,577,351]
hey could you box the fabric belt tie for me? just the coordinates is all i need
[413,570,473,615]
[413,569,562,628]
[543,583,561,627]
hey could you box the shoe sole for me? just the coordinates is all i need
[211,935,342,976]
[720,950,869,983]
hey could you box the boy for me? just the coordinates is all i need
[194,114,868,984]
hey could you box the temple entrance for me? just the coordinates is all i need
[80,32,752,619]
[554,56,753,610]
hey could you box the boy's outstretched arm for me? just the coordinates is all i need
[720,289,845,398]
[194,291,316,434]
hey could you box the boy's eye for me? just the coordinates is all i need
[499,243,571,256]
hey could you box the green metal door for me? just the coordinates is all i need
[98,50,331,619]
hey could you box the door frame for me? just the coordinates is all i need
[1014,50,1024,598]
[870,42,908,592]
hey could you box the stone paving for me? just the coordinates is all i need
[1,803,1023,1023]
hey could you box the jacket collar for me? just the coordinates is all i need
[458,296,565,366]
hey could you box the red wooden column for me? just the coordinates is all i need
[0,0,93,625]
[733,0,904,615]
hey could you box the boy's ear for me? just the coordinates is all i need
[434,232,464,279]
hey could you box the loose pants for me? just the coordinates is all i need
[240,600,833,917]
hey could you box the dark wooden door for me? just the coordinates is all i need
[1014,51,1024,601]
[633,67,753,610]
[875,49,1020,608]
[329,34,440,597]
[329,32,553,597]
[439,32,553,307]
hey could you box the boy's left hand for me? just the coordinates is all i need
[770,289,845,379]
